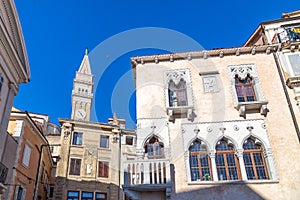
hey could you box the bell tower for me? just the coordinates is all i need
[71,49,94,121]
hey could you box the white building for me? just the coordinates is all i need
[123,11,300,200]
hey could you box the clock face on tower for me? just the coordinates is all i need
[75,109,86,119]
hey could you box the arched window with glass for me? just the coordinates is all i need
[215,139,241,181]
[235,74,256,102]
[189,140,212,181]
[144,136,164,159]
[168,79,187,107]
[243,138,269,180]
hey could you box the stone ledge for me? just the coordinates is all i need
[187,179,279,185]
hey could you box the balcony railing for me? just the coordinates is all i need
[277,28,300,44]
[0,162,8,184]
[124,159,171,186]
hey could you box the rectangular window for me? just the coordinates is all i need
[69,158,81,176]
[49,146,54,153]
[67,191,79,200]
[98,161,109,178]
[81,191,93,200]
[100,135,109,148]
[22,144,31,167]
[14,186,26,200]
[126,136,133,145]
[288,53,300,76]
[72,132,83,145]
[49,187,54,198]
[95,192,107,200]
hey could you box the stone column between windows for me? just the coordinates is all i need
[236,149,248,181]
[209,151,218,181]
[264,148,277,180]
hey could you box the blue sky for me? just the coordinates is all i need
[14,0,298,128]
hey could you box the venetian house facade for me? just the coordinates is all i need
[0,0,30,197]
[124,11,300,200]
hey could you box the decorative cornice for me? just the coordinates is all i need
[130,44,279,68]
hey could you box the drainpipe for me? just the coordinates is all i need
[273,52,300,141]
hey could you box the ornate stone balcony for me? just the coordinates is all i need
[124,158,171,187]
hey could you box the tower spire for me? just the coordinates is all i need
[71,49,94,121]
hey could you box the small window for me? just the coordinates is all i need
[98,161,109,178]
[67,191,79,200]
[15,186,26,200]
[69,158,81,176]
[81,192,93,200]
[49,146,54,153]
[235,75,256,102]
[72,132,83,145]
[126,136,133,145]
[168,79,187,107]
[144,136,164,159]
[22,144,31,167]
[100,135,109,148]
[49,187,54,198]
[288,53,300,76]
[95,192,107,200]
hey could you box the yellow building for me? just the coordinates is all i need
[52,52,136,200]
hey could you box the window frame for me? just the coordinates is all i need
[164,69,194,121]
[67,191,79,200]
[22,144,31,168]
[125,136,134,146]
[189,141,212,181]
[69,158,81,176]
[95,192,107,200]
[72,132,83,146]
[99,135,109,149]
[98,161,109,178]
[81,191,93,200]
[243,139,269,180]
[228,64,268,117]
[144,136,164,159]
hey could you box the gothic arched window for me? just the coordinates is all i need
[216,139,241,181]
[235,74,256,102]
[168,79,187,107]
[243,138,269,180]
[144,136,164,159]
[189,141,212,181]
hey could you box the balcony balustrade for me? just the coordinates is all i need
[124,158,171,186]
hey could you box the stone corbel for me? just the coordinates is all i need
[187,108,193,120]
[239,105,246,118]
[260,104,268,116]
[168,109,174,122]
